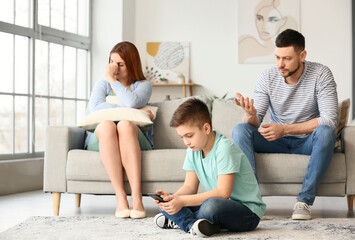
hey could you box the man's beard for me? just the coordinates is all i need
[280,62,301,78]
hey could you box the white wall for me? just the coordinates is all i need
[300,0,352,106]
[91,0,123,87]
[133,0,352,105]
[92,0,352,112]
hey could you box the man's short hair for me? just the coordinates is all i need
[275,29,305,53]
[170,98,212,129]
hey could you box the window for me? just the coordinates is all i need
[0,0,91,160]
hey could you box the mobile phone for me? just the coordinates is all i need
[147,193,166,202]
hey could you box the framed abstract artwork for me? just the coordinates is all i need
[144,41,190,84]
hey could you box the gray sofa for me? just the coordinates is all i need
[44,96,355,215]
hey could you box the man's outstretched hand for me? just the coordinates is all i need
[234,92,257,117]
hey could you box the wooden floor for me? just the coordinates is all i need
[0,190,354,232]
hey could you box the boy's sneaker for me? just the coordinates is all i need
[292,202,311,220]
[189,219,221,237]
[154,213,179,229]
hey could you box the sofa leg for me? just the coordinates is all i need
[52,192,61,216]
[347,195,355,210]
[75,193,81,207]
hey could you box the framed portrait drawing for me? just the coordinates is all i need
[238,0,300,64]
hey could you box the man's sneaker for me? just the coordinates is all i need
[189,219,220,237]
[154,213,179,229]
[292,202,311,220]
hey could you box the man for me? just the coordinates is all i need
[232,29,338,220]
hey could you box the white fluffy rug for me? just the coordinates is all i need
[1,216,354,240]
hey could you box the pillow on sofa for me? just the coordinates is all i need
[334,98,350,151]
[335,98,350,140]
[78,105,158,132]
[105,95,123,106]
[150,96,211,149]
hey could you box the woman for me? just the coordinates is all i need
[85,41,153,219]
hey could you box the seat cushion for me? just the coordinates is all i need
[256,153,346,183]
[150,96,210,149]
[66,149,187,182]
[212,99,244,139]
[212,99,270,140]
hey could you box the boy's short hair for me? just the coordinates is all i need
[275,29,305,53]
[170,98,212,129]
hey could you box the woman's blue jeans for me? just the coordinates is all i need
[159,198,260,233]
[232,123,336,205]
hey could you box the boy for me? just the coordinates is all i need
[153,98,266,237]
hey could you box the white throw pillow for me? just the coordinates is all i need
[105,96,123,106]
[78,103,158,131]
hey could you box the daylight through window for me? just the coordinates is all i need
[0,0,91,159]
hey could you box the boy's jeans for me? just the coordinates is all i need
[159,198,260,233]
[232,123,336,205]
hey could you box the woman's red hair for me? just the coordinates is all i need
[109,41,145,82]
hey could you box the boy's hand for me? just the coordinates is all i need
[158,195,184,215]
[154,190,185,215]
[156,190,170,199]
[151,190,170,205]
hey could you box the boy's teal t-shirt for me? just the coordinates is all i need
[183,132,266,219]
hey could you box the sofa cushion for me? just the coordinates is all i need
[335,98,350,140]
[212,99,244,139]
[259,183,346,196]
[66,149,187,182]
[334,98,350,152]
[256,153,346,183]
[212,99,270,139]
[150,96,210,149]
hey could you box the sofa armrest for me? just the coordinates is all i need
[344,126,355,195]
[43,126,86,193]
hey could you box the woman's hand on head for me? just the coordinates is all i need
[106,62,118,85]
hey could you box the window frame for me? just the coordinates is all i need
[0,0,92,160]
